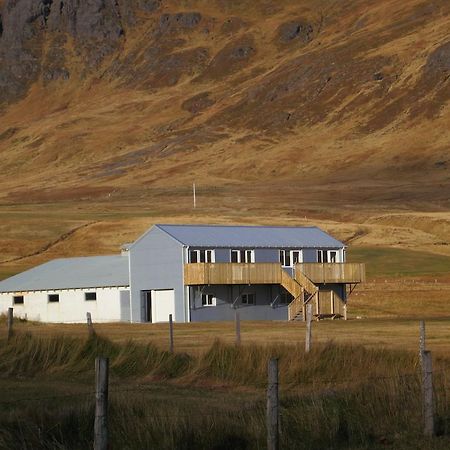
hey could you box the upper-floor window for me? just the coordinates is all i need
[48,294,60,303]
[318,250,339,263]
[231,249,254,263]
[189,249,215,263]
[279,250,302,266]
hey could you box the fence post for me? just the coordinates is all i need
[305,304,312,353]
[419,320,426,363]
[7,307,13,340]
[87,312,95,337]
[267,358,279,450]
[169,314,174,353]
[94,357,109,450]
[421,350,434,437]
[235,310,241,345]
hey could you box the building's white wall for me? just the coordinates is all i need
[0,287,129,323]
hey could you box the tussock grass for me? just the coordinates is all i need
[1,333,450,449]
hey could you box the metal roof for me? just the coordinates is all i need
[155,224,344,248]
[0,255,129,293]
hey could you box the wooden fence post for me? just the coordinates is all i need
[419,320,426,363]
[87,312,95,337]
[94,357,109,450]
[7,308,13,341]
[267,358,279,450]
[421,350,434,437]
[235,310,241,345]
[305,304,312,353]
[169,314,174,353]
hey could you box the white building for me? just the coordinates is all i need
[0,255,130,323]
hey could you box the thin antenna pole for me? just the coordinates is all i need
[193,183,196,209]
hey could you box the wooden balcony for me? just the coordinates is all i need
[295,263,365,284]
[184,263,282,286]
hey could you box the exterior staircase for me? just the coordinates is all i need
[281,269,318,321]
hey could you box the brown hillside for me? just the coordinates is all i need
[0,0,448,275]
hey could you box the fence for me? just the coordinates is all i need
[2,311,448,448]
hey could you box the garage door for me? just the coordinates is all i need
[152,289,175,323]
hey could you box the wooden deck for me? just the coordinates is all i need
[184,263,282,286]
[296,263,365,284]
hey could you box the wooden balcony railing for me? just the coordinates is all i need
[296,263,365,284]
[184,263,282,286]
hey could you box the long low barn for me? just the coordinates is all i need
[0,224,365,323]
[0,255,130,323]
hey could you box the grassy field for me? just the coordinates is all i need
[1,331,450,449]
[348,247,450,279]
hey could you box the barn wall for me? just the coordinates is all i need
[0,287,127,323]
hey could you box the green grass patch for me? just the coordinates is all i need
[347,246,450,278]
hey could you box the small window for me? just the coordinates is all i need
[190,249,215,263]
[231,249,254,263]
[280,292,293,304]
[201,294,215,307]
[292,250,301,265]
[13,295,24,305]
[317,250,328,263]
[329,251,337,263]
[189,250,198,263]
[241,293,255,305]
[48,294,60,303]
[85,292,97,301]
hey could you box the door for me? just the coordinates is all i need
[142,291,152,322]
[152,289,176,323]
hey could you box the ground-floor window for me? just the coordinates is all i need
[201,293,216,306]
[48,294,60,303]
[13,295,24,305]
[241,293,255,305]
[85,292,97,301]
[280,292,293,304]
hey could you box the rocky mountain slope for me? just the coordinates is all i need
[0,0,448,274]
[0,0,448,203]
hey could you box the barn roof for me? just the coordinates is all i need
[0,255,129,293]
[154,224,344,248]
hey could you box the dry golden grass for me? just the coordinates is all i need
[8,313,450,357]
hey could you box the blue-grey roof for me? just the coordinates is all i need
[154,224,344,248]
[0,255,129,293]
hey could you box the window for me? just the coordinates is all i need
[13,295,24,305]
[231,249,254,263]
[189,249,214,263]
[241,293,255,305]
[279,250,290,267]
[318,250,338,263]
[329,251,337,263]
[201,294,216,306]
[85,292,97,301]
[48,294,60,303]
[279,250,302,266]
[280,292,293,304]
[317,250,328,263]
